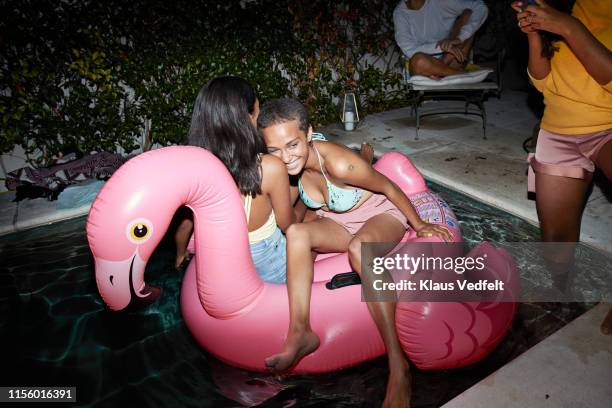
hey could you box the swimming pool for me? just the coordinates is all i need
[0,182,592,407]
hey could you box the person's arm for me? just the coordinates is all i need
[324,148,453,241]
[394,7,440,58]
[448,9,472,40]
[293,199,308,223]
[440,0,488,42]
[526,31,550,80]
[522,0,612,85]
[261,155,296,232]
[512,2,552,81]
[562,21,612,85]
[288,177,309,223]
[437,9,472,63]
[289,182,300,205]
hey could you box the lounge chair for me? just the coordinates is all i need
[404,49,505,140]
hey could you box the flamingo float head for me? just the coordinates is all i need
[86,151,183,310]
[87,146,264,314]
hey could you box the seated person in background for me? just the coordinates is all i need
[394,0,488,79]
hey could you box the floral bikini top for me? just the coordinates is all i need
[298,133,364,213]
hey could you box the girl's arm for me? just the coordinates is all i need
[527,32,550,80]
[293,199,309,223]
[288,183,308,222]
[512,2,551,80]
[516,0,612,84]
[559,18,612,84]
[325,148,453,241]
[261,155,296,232]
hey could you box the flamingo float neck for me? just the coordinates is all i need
[87,146,264,316]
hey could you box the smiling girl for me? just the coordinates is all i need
[258,98,452,407]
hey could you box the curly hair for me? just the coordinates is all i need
[257,98,310,134]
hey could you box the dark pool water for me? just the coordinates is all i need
[0,182,593,407]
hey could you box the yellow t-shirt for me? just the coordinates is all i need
[527,0,612,135]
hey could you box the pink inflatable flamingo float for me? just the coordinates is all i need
[87,146,516,373]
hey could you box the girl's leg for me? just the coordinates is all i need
[594,139,612,180]
[349,214,410,408]
[593,140,612,334]
[265,218,353,371]
[535,173,589,242]
[175,215,194,268]
[535,172,589,292]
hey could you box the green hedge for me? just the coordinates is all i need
[1,0,507,166]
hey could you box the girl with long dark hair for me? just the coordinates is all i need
[176,76,296,283]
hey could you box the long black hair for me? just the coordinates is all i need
[539,0,576,59]
[188,76,266,196]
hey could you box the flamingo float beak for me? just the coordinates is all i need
[94,253,161,311]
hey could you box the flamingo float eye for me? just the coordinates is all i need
[126,218,153,244]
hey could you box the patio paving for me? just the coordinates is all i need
[442,302,612,408]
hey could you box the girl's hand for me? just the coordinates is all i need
[511,1,539,34]
[415,222,454,242]
[519,0,577,37]
[510,1,525,14]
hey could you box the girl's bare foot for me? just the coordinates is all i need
[382,360,411,408]
[264,329,320,372]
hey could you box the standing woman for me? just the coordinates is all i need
[178,76,296,283]
[512,0,612,331]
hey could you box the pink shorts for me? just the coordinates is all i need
[315,193,409,235]
[527,128,612,193]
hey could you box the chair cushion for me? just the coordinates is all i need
[408,69,493,87]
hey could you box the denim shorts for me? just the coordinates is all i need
[249,227,287,284]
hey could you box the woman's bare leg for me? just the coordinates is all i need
[175,217,193,268]
[594,139,612,180]
[593,140,612,334]
[536,173,589,242]
[536,171,589,292]
[264,218,353,371]
[349,214,410,408]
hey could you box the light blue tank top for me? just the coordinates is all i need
[298,133,364,213]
